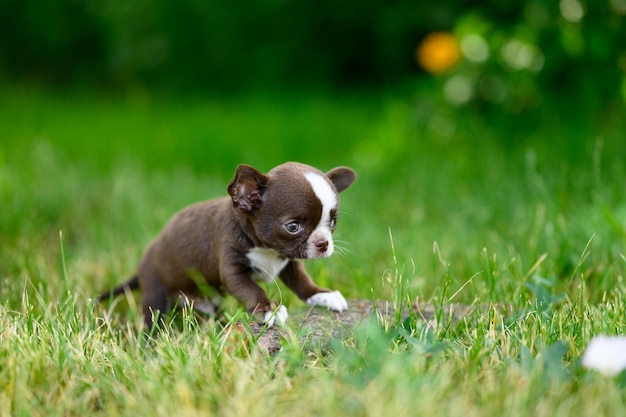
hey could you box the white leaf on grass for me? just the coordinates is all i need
[582,335,626,377]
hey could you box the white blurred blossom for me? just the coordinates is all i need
[582,336,626,377]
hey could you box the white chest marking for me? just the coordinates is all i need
[304,172,338,257]
[246,247,289,283]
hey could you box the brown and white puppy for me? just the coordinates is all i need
[96,162,356,329]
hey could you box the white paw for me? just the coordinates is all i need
[263,305,288,327]
[306,291,348,312]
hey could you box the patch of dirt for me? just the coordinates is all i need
[248,299,482,354]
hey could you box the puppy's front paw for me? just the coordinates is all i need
[306,291,348,312]
[263,305,288,327]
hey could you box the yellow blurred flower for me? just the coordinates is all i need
[416,32,461,74]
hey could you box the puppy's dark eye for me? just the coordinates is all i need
[330,217,337,230]
[284,221,301,234]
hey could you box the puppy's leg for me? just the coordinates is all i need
[141,288,169,330]
[278,261,324,299]
[138,269,169,330]
[221,264,288,326]
[177,293,220,315]
[279,261,348,312]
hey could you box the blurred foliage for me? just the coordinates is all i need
[1,0,625,151]
[429,3,626,123]
[1,0,455,89]
[1,1,624,92]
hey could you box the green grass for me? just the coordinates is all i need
[1,85,626,416]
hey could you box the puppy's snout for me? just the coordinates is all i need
[314,238,329,253]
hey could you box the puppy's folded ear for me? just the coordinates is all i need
[326,167,357,193]
[227,164,269,213]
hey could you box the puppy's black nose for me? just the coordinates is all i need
[314,239,329,252]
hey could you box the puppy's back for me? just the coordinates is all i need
[138,197,233,294]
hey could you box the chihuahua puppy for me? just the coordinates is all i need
[97,162,356,329]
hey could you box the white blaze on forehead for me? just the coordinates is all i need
[304,171,337,212]
[304,171,337,257]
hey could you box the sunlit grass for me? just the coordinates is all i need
[2,267,626,416]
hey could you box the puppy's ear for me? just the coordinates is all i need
[227,164,269,213]
[326,167,356,193]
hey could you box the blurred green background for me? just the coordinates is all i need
[1,0,625,306]
[1,0,624,151]
[2,0,626,104]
